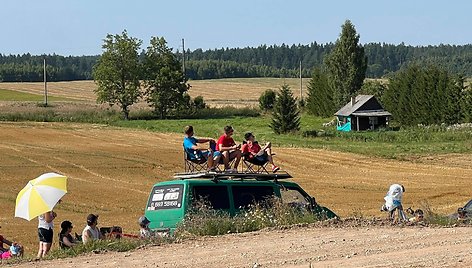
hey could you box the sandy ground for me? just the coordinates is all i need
[1,122,472,265]
[14,224,472,268]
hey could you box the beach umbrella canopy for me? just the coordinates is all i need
[15,172,67,221]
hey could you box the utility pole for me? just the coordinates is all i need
[299,60,303,101]
[44,58,48,106]
[182,38,185,79]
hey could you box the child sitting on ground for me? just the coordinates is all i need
[0,243,23,260]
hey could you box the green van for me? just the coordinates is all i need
[144,172,337,232]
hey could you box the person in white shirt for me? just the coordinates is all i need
[37,210,56,258]
[381,184,407,222]
[81,214,103,244]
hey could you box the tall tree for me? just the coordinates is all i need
[143,36,190,119]
[325,20,368,108]
[93,30,142,120]
[270,84,300,134]
[306,67,334,117]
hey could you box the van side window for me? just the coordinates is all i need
[280,187,310,207]
[232,186,275,209]
[192,186,230,209]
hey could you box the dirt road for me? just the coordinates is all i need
[18,224,472,268]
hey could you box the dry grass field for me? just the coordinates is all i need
[0,78,309,107]
[1,122,472,255]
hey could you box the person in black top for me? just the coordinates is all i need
[58,221,77,249]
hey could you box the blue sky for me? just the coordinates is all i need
[1,0,471,56]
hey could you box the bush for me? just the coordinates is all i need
[259,89,276,111]
[193,96,206,109]
[175,197,321,237]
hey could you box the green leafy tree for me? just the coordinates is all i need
[143,36,190,119]
[306,67,334,117]
[270,84,300,134]
[359,80,387,102]
[93,30,142,120]
[259,89,276,111]
[325,20,368,108]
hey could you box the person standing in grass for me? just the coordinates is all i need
[37,210,57,258]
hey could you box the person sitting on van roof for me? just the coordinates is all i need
[216,125,242,173]
[241,132,279,173]
[184,125,221,172]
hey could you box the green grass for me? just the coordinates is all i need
[0,89,72,101]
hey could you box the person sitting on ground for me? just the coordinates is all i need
[241,132,280,173]
[59,220,78,249]
[408,209,424,223]
[381,184,407,222]
[138,216,154,239]
[183,125,221,172]
[0,229,23,258]
[216,125,242,172]
[82,214,103,244]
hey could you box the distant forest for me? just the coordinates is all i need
[1,43,472,82]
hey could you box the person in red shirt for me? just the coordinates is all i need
[241,132,280,172]
[216,126,241,172]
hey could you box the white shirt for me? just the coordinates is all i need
[38,212,54,229]
[82,225,101,244]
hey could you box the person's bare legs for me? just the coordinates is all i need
[207,151,214,169]
[37,242,43,259]
[43,242,51,257]
[231,150,242,169]
[264,147,275,165]
[212,154,221,169]
[222,151,230,169]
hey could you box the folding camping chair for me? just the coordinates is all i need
[184,149,209,173]
[240,141,272,174]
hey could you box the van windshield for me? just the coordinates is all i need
[147,184,183,210]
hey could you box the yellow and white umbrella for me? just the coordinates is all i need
[15,172,67,221]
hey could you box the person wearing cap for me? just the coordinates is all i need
[59,221,78,249]
[216,125,242,172]
[138,216,153,239]
[82,214,103,244]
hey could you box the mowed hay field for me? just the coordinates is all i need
[1,122,472,254]
[0,78,309,107]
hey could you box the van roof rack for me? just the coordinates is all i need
[173,171,292,181]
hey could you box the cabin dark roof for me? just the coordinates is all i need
[335,95,390,117]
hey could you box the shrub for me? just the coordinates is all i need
[259,89,276,111]
[193,96,206,110]
[175,197,320,237]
